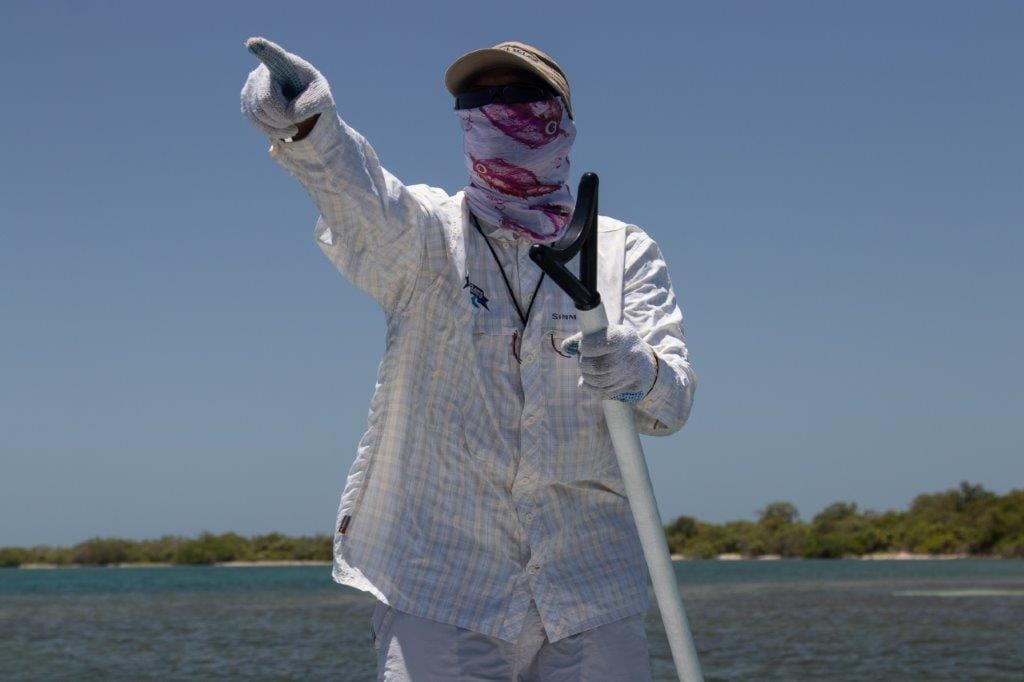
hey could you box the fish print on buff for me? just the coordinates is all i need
[457,98,577,243]
[482,99,567,149]
[469,156,561,199]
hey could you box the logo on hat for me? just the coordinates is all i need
[500,45,541,63]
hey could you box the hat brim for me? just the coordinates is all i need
[445,47,551,96]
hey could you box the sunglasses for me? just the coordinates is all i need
[454,84,556,110]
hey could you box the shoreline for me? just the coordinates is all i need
[10,555,1009,569]
[14,560,333,570]
[669,552,977,561]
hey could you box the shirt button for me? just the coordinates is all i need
[524,354,536,363]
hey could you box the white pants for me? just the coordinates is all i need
[369,599,652,681]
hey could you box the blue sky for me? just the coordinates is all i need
[1,1,1021,545]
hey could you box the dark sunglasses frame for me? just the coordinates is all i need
[454,83,557,110]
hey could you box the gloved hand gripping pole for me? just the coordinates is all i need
[529,173,703,682]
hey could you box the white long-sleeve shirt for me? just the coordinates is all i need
[268,109,697,643]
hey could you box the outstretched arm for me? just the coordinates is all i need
[241,37,441,313]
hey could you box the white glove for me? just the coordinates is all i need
[241,37,335,140]
[561,324,659,403]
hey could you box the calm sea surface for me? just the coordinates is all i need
[1,560,1022,680]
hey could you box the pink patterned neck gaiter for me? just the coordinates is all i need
[457,98,577,243]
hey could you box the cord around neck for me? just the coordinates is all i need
[471,214,545,327]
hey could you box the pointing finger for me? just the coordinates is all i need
[245,36,304,100]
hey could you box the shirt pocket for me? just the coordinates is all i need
[544,311,582,359]
[470,297,521,364]
[543,329,576,360]
[471,312,518,337]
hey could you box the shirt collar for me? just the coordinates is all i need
[473,213,520,244]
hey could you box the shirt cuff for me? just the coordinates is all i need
[638,348,673,421]
[268,108,339,164]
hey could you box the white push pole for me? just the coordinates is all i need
[578,303,703,682]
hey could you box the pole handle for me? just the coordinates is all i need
[528,173,601,309]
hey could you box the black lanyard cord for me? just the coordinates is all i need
[472,215,545,327]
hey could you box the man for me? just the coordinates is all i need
[241,38,697,680]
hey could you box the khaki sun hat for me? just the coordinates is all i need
[444,41,573,119]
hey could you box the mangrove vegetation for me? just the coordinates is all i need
[2,483,1021,567]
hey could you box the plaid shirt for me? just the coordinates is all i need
[268,111,697,643]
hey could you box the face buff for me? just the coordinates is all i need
[457,98,577,243]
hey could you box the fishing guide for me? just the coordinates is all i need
[241,37,698,680]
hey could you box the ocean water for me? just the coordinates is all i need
[1,560,1022,680]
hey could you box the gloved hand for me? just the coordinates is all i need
[561,324,659,403]
[241,37,335,140]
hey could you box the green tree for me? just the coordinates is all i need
[72,538,135,565]
[173,532,254,565]
[758,502,800,529]
[804,502,884,558]
[756,502,804,556]
[0,548,28,568]
[664,516,698,554]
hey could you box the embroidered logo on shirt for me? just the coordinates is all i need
[463,276,490,310]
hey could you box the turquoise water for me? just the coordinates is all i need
[1,560,1022,680]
